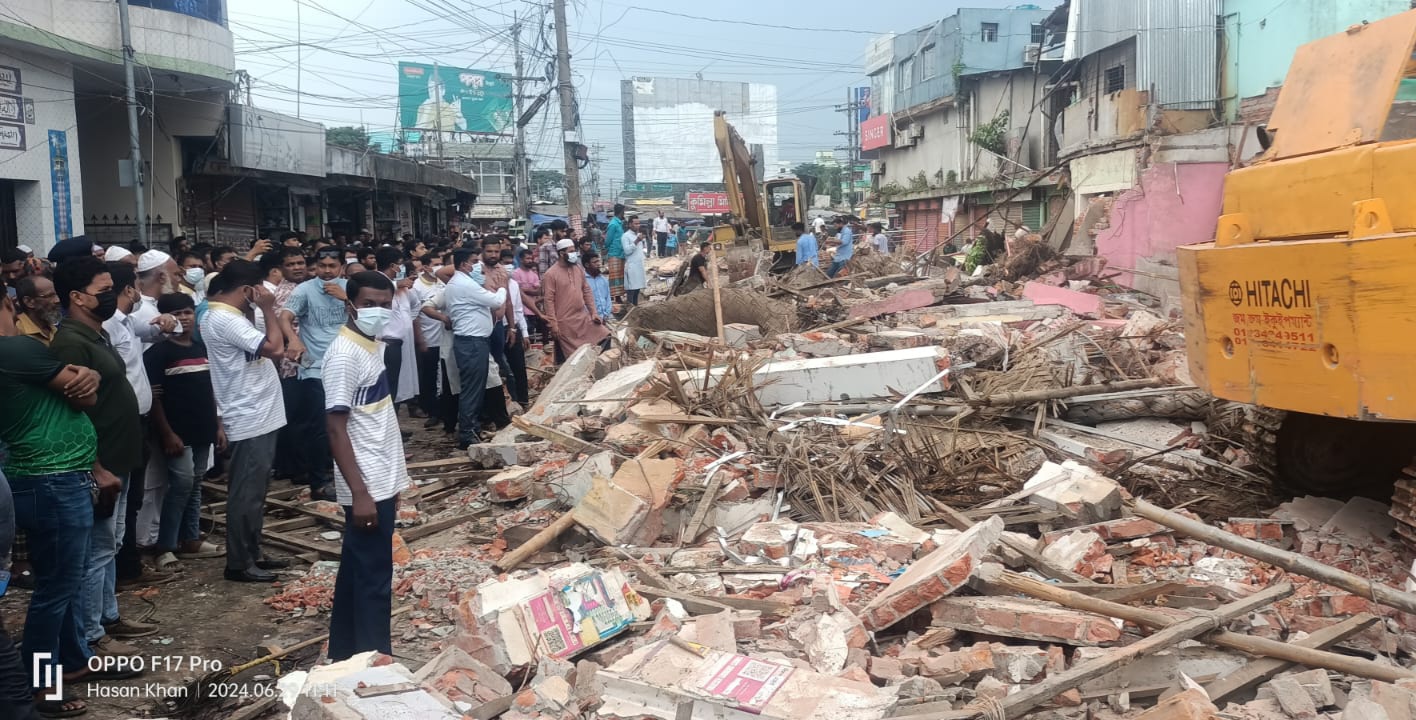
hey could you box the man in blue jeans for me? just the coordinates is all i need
[278,249,349,502]
[145,293,224,568]
[442,248,505,449]
[0,285,133,716]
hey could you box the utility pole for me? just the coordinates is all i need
[553,0,583,232]
[117,0,147,245]
[512,13,530,219]
[834,88,863,207]
[433,61,445,167]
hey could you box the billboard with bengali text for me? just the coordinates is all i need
[860,114,891,151]
[398,62,513,137]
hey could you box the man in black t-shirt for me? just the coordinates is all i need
[144,293,224,568]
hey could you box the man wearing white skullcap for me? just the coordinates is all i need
[104,245,138,265]
[126,250,180,345]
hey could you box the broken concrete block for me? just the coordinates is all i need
[1271,496,1345,532]
[485,465,536,503]
[776,332,856,358]
[975,675,1010,702]
[454,563,651,675]
[867,330,935,351]
[1344,697,1393,720]
[868,656,905,684]
[1270,676,1320,719]
[790,609,869,675]
[859,516,1003,631]
[1285,669,1335,708]
[991,645,1050,684]
[412,647,513,707]
[740,520,800,560]
[1022,281,1103,317]
[530,451,613,505]
[288,653,460,720]
[848,288,936,319]
[597,643,898,720]
[870,512,931,546]
[580,360,657,419]
[1041,516,1169,544]
[1321,496,1396,543]
[1135,688,1219,720]
[467,441,553,469]
[1040,530,1109,578]
[1369,680,1416,720]
[1024,460,1123,523]
[494,344,599,443]
[576,474,649,546]
[928,595,1121,646]
[723,323,762,348]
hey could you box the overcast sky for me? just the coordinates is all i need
[229,0,1034,189]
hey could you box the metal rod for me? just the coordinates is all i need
[117,0,147,246]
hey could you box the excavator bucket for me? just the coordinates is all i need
[1265,9,1416,160]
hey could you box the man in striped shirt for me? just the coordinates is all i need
[323,271,408,660]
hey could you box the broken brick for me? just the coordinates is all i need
[859,517,1002,632]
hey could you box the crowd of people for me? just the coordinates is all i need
[0,214,663,717]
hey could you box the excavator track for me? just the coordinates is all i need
[1391,468,1416,549]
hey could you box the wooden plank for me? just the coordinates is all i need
[265,517,319,533]
[406,455,478,469]
[402,510,489,543]
[679,468,725,547]
[512,416,600,454]
[633,585,791,617]
[935,501,1090,584]
[1203,613,1380,702]
[263,528,341,560]
[635,414,739,426]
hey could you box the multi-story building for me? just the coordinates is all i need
[620,77,778,185]
[860,6,1057,252]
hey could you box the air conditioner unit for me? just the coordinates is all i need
[1024,44,1041,64]
[870,160,886,174]
[908,123,925,140]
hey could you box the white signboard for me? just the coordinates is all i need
[864,34,896,75]
[228,105,325,177]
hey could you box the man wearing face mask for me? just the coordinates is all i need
[277,249,349,502]
[322,270,407,660]
[443,248,506,449]
[177,252,206,301]
[372,247,420,411]
[14,275,60,346]
[201,260,288,583]
[542,239,608,363]
[413,253,448,427]
[50,258,155,660]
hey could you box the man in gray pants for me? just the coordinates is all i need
[197,260,290,583]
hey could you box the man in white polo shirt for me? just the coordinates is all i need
[322,270,408,660]
[199,260,289,583]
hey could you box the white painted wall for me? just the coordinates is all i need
[0,54,84,254]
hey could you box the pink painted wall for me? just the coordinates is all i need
[1094,162,1228,284]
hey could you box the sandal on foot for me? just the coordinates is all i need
[37,696,85,718]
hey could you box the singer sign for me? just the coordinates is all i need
[860,114,891,151]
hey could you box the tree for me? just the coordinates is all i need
[326,126,370,151]
[531,170,567,201]
[791,162,844,205]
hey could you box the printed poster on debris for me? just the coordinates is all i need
[698,653,794,713]
[524,570,635,659]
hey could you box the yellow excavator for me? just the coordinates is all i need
[711,111,811,273]
[1177,9,1416,540]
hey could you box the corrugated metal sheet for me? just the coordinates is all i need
[1070,0,1219,109]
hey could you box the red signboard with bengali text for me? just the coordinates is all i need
[686,191,732,214]
[860,114,892,151]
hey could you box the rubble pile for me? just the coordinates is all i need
[276,255,1416,719]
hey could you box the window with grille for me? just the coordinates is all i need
[981,22,999,42]
[1104,65,1126,94]
[897,59,913,92]
[921,45,937,80]
[1030,24,1046,44]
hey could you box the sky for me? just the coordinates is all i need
[229,0,1033,192]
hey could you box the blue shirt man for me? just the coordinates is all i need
[827,220,855,278]
[793,223,818,267]
[585,257,612,320]
[282,277,349,381]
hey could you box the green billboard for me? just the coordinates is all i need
[397,62,512,136]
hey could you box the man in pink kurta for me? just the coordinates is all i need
[542,239,608,361]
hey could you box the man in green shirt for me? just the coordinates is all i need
[0,284,128,715]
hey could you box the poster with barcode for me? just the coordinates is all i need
[525,590,583,659]
[698,653,793,713]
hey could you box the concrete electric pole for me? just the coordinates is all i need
[512,13,531,220]
[552,0,583,233]
[117,0,147,246]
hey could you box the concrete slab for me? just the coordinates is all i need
[467,441,553,469]
[685,346,952,407]
[581,360,657,419]
[928,595,1121,646]
[848,288,936,319]
[1025,460,1123,523]
[493,344,598,442]
[1022,281,1104,317]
